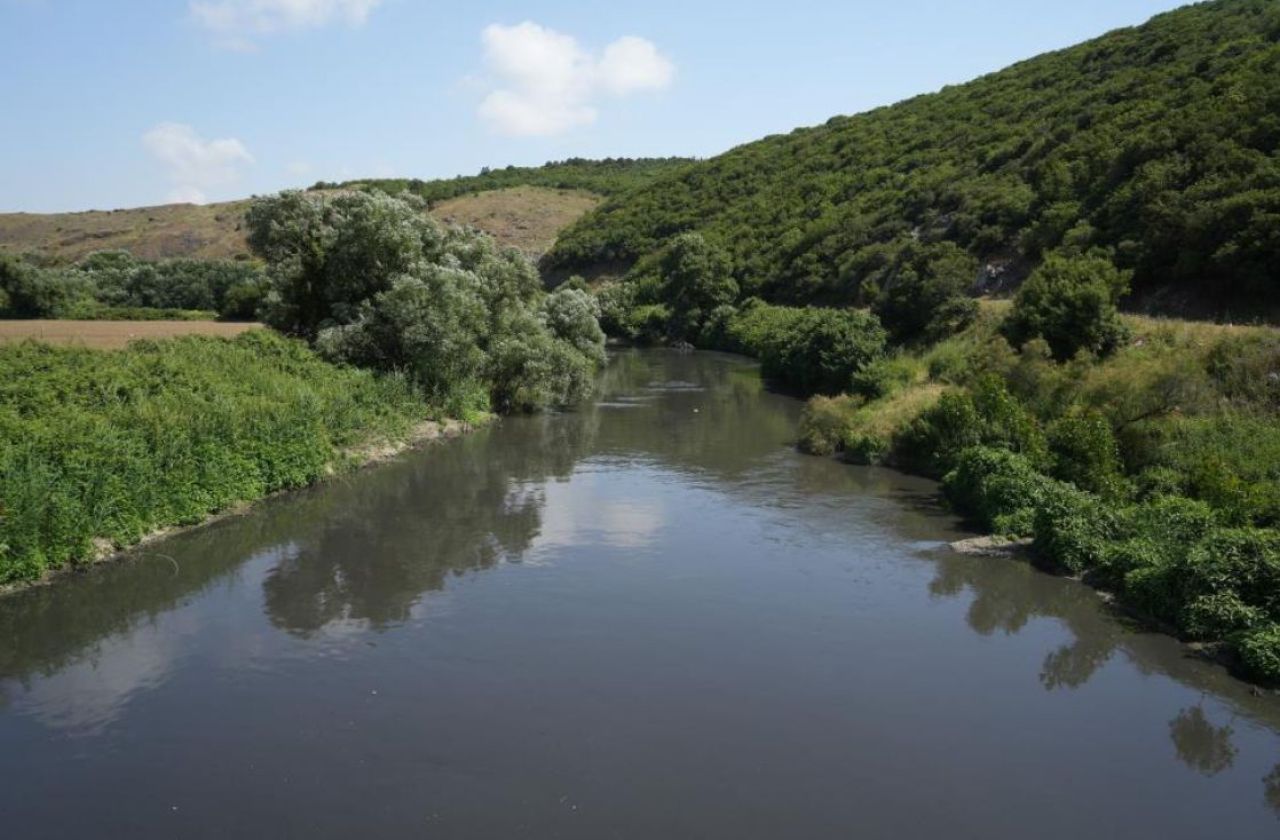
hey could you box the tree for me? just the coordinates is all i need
[251,191,607,415]
[1002,252,1130,360]
[246,191,445,338]
[660,233,737,333]
[867,240,979,342]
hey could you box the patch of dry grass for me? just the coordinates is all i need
[432,187,601,259]
[0,320,262,349]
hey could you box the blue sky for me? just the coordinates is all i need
[1,0,1188,212]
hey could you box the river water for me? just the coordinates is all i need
[1,349,1278,838]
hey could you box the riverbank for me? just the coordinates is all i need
[0,331,475,592]
[0,416,482,599]
[794,306,1280,684]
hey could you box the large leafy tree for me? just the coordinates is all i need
[247,191,606,414]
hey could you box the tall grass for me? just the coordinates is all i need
[0,330,429,584]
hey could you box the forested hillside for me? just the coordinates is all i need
[322,157,695,205]
[548,0,1280,319]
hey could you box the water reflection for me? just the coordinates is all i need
[1168,705,1237,776]
[1265,764,1280,816]
[2,348,1280,836]
[260,422,579,636]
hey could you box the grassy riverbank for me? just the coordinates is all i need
[0,331,439,586]
[794,304,1280,683]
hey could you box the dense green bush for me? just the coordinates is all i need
[0,251,267,320]
[1031,482,1119,575]
[0,332,428,584]
[942,446,1059,535]
[754,307,886,396]
[721,300,807,357]
[865,241,979,342]
[1237,624,1280,682]
[249,191,605,414]
[84,252,267,319]
[1047,411,1127,498]
[1002,253,1131,360]
[894,376,1047,477]
[1140,416,1280,527]
[0,253,95,317]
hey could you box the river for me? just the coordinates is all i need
[1,349,1278,838]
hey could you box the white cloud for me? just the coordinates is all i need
[190,0,381,48]
[477,22,675,137]
[143,123,254,205]
[598,36,677,95]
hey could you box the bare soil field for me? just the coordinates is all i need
[0,320,263,349]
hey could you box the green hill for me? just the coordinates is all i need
[546,0,1280,321]
[321,157,695,205]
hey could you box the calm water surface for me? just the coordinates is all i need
[2,350,1279,838]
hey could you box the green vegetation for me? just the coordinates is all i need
[322,157,694,205]
[1003,253,1130,360]
[551,0,1280,321]
[246,190,606,416]
[0,331,429,584]
[0,250,266,321]
[1,190,608,588]
[794,309,1280,683]
[563,0,1280,684]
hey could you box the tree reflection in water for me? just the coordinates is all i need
[1168,705,1237,776]
[1265,764,1280,818]
[263,410,598,636]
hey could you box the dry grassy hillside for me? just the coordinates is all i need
[0,201,254,262]
[0,186,599,263]
[432,187,600,259]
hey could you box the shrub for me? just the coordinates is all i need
[0,256,95,318]
[596,282,638,336]
[845,434,889,465]
[1032,482,1119,574]
[722,300,806,357]
[942,446,1055,535]
[1002,253,1131,360]
[0,333,427,584]
[622,304,672,344]
[1177,528,1280,619]
[1048,411,1127,498]
[799,395,858,456]
[1183,592,1266,641]
[893,376,1047,477]
[1237,624,1280,683]
[543,287,607,365]
[756,307,887,396]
